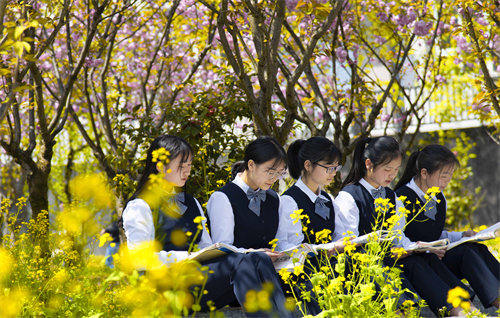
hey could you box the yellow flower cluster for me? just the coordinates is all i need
[151,147,171,173]
[244,282,273,313]
[447,286,470,310]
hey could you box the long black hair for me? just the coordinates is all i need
[231,136,287,179]
[341,136,403,188]
[287,136,342,179]
[128,135,193,201]
[394,144,459,190]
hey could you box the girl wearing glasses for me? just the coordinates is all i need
[335,136,475,316]
[122,135,291,316]
[207,136,288,262]
[276,137,347,315]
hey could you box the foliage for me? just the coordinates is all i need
[279,197,426,317]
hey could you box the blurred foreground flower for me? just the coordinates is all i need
[447,286,470,310]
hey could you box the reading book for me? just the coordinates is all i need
[447,222,500,250]
[273,244,317,272]
[187,242,264,262]
[314,230,394,250]
[405,238,450,252]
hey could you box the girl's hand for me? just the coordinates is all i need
[462,230,477,237]
[430,248,446,260]
[392,247,412,259]
[327,240,352,257]
[262,248,285,263]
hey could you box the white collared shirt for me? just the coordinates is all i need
[335,178,413,248]
[206,173,285,252]
[277,177,346,251]
[122,197,212,265]
[406,178,462,243]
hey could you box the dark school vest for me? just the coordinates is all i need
[283,185,336,244]
[341,183,396,235]
[153,193,202,252]
[395,185,446,242]
[218,182,279,249]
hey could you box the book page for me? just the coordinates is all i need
[405,238,449,252]
[447,222,500,250]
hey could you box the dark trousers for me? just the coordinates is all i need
[200,252,292,317]
[395,253,474,315]
[443,243,500,307]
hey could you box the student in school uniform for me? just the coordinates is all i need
[334,136,475,316]
[122,135,291,317]
[394,144,499,309]
[277,137,347,315]
[207,136,288,261]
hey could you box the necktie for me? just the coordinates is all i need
[171,192,188,215]
[371,187,386,199]
[371,187,386,211]
[247,188,266,216]
[314,196,330,220]
[423,198,437,220]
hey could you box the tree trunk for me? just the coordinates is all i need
[26,142,53,253]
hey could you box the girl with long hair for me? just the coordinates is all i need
[335,136,475,316]
[395,144,499,309]
[122,135,291,317]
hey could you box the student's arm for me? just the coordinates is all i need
[334,191,360,238]
[206,191,247,252]
[332,201,348,242]
[276,195,304,251]
[437,195,464,243]
[122,199,188,265]
[392,196,414,249]
[193,198,212,249]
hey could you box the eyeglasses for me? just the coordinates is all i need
[314,162,342,174]
[265,169,288,180]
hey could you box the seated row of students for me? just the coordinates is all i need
[121,134,499,316]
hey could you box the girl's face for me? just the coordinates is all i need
[247,159,286,190]
[161,154,192,187]
[420,163,455,192]
[365,156,402,188]
[305,160,340,188]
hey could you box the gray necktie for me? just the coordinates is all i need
[423,198,437,220]
[371,187,386,199]
[314,196,330,220]
[172,192,187,215]
[247,188,266,216]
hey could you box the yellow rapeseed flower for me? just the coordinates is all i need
[0,247,14,279]
[447,286,470,310]
[315,229,332,243]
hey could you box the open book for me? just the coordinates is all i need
[405,238,450,252]
[314,230,394,250]
[447,222,500,250]
[273,244,317,271]
[187,242,264,263]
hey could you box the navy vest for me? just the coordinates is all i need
[395,185,446,242]
[153,193,202,251]
[341,183,396,235]
[218,182,279,249]
[283,185,336,244]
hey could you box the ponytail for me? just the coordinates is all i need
[287,139,307,179]
[341,138,372,187]
[394,150,420,190]
[231,161,246,180]
[341,136,403,188]
[394,144,459,190]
